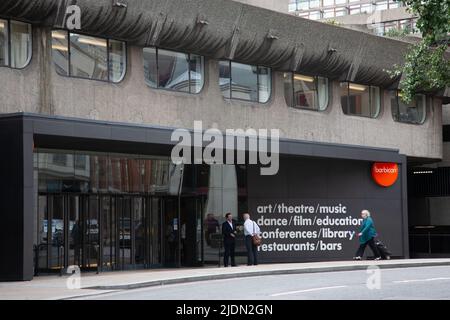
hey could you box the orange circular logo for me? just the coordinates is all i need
[372,162,399,187]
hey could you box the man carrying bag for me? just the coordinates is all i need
[243,213,261,265]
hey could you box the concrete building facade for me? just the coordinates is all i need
[0,0,448,280]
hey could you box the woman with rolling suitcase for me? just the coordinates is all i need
[353,210,382,261]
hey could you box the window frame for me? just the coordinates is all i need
[391,91,427,125]
[285,72,330,112]
[219,60,272,104]
[0,18,33,70]
[143,47,205,94]
[51,29,127,84]
[340,81,381,119]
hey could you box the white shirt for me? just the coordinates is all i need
[227,221,233,229]
[244,219,260,236]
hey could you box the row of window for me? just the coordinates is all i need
[292,1,401,20]
[284,73,426,124]
[0,20,428,125]
[289,0,401,14]
[372,18,419,36]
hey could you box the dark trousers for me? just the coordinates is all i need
[355,237,381,258]
[245,235,258,265]
[223,240,235,266]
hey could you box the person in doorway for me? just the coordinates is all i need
[353,209,382,261]
[221,213,237,267]
[166,223,177,265]
[243,213,261,266]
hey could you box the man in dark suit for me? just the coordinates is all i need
[221,213,237,267]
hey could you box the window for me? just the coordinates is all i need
[391,91,426,124]
[219,61,271,103]
[51,30,126,83]
[335,7,347,16]
[309,11,322,20]
[323,9,335,18]
[143,47,204,94]
[284,73,329,111]
[340,82,380,118]
[376,1,388,11]
[0,19,32,69]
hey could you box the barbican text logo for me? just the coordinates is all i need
[371,162,399,187]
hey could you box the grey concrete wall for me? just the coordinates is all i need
[0,27,443,160]
[233,0,289,13]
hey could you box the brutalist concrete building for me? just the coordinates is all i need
[0,0,448,281]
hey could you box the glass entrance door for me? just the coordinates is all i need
[180,196,204,267]
[115,196,132,269]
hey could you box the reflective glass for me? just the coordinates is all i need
[158,49,190,92]
[0,19,8,66]
[109,39,126,82]
[52,31,69,76]
[219,60,231,99]
[143,48,204,93]
[143,47,158,88]
[189,54,204,93]
[258,66,271,103]
[286,73,328,111]
[391,92,426,124]
[70,34,108,81]
[231,62,258,101]
[341,82,380,118]
[10,21,32,68]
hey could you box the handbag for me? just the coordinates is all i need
[252,222,262,246]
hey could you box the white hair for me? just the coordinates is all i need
[361,210,371,217]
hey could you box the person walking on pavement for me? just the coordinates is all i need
[353,209,382,261]
[243,213,261,266]
[221,213,237,267]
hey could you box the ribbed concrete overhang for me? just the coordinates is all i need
[0,0,417,88]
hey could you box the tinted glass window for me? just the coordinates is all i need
[341,82,380,118]
[0,19,8,66]
[51,30,69,76]
[0,19,32,69]
[70,34,108,81]
[51,30,126,83]
[391,92,426,124]
[284,72,329,111]
[220,61,272,103]
[109,39,126,83]
[143,47,205,94]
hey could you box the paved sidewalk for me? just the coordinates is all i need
[1,258,450,300]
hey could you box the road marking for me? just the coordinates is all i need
[270,285,348,297]
[393,277,450,284]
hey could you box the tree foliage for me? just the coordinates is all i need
[387,0,450,103]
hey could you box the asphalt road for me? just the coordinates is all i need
[76,266,450,300]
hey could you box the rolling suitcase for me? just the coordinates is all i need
[375,239,392,260]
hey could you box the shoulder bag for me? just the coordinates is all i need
[252,222,262,246]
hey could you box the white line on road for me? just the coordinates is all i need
[270,285,348,297]
[393,277,450,284]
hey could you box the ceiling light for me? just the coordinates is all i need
[349,84,367,92]
[294,74,314,83]
[52,31,67,40]
[52,44,68,51]
[77,37,107,47]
